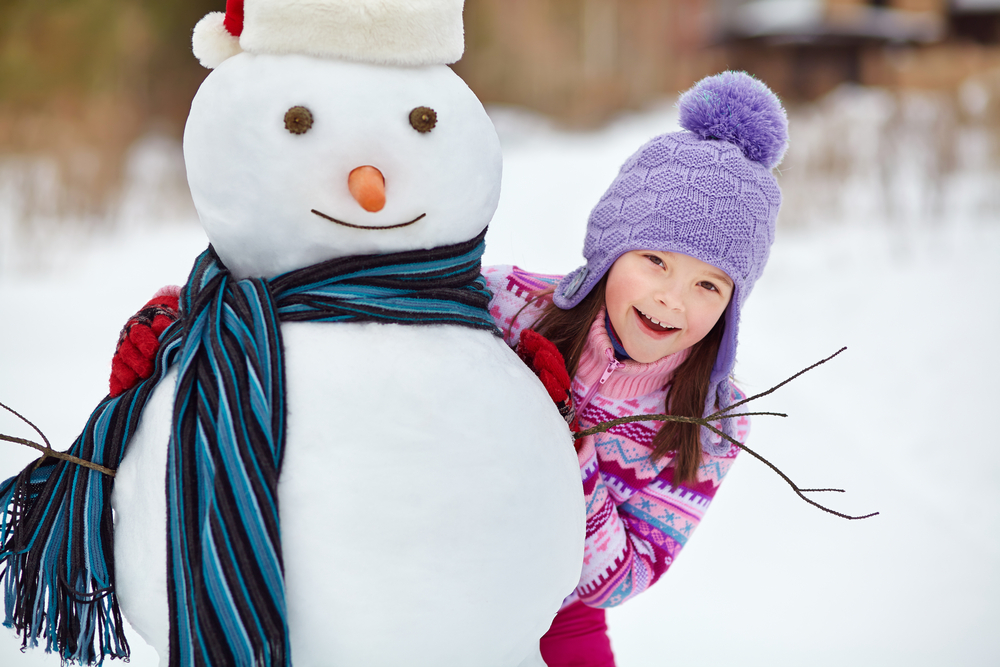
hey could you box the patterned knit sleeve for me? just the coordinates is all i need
[573,385,750,608]
[482,264,561,347]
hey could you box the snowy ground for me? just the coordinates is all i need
[1,103,999,666]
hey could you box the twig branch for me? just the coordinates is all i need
[708,347,847,420]
[0,400,51,450]
[700,421,877,520]
[0,401,116,477]
[574,413,701,436]
[572,411,788,439]
[573,348,879,520]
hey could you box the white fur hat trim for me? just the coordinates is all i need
[192,12,244,69]
[240,0,465,66]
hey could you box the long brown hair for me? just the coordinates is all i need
[520,277,724,487]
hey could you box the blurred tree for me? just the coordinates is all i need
[456,0,720,126]
[0,0,216,118]
[0,0,217,220]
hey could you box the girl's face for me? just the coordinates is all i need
[605,250,734,363]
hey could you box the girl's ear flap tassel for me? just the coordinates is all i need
[699,378,738,458]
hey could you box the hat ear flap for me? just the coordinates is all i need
[192,11,244,69]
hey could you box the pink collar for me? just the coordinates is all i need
[575,308,691,400]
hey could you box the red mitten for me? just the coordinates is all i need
[516,329,577,431]
[109,286,181,397]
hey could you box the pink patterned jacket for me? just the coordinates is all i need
[484,265,749,608]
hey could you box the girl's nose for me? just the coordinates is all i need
[656,281,684,310]
[348,165,386,212]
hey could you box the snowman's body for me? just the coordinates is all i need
[113,323,583,666]
[109,52,585,666]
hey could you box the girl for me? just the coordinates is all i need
[482,71,788,665]
[109,71,787,666]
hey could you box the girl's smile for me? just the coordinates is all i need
[605,250,733,363]
[634,307,679,333]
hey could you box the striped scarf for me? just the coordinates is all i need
[0,229,498,666]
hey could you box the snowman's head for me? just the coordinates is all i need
[183,53,501,279]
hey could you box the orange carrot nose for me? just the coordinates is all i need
[348,165,386,212]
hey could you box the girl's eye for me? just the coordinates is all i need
[645,254,664,267]
[409,106,437,133]
[285,106,313,134]
[699,281,719,292]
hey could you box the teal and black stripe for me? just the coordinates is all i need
[0,228,498,666]
[273,228,497,327]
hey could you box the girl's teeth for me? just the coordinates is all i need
[641,312,673,329]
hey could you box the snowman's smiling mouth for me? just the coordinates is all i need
[311,209,426,230]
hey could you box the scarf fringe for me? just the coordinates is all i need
[0,404,140,665]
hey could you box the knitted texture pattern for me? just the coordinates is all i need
[485,265,748,609]
[553,71,786,456]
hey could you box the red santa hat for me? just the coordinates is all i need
[192,0,466,69]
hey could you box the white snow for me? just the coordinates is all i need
[2,96,999,665]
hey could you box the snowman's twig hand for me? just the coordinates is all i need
[706,346,847,419]
[0,400,116,477]
[0,398,51,449]
[698,421,877,520]
[571,410,787,437]
[572,349,878,521]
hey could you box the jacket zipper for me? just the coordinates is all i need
[575,348,622,417]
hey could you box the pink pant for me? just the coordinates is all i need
[539,601,616,667]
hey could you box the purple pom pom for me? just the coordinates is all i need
[677,71,788,169]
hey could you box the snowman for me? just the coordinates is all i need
[0,1,584,666]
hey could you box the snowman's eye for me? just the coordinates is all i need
[285,106,313,135]
[409,107,437,133]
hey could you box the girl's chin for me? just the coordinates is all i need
[622,335,683,363]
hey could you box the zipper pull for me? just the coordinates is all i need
[576,349,624,417]
[599,348,623,385]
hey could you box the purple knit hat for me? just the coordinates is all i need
[554,71,788,455]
